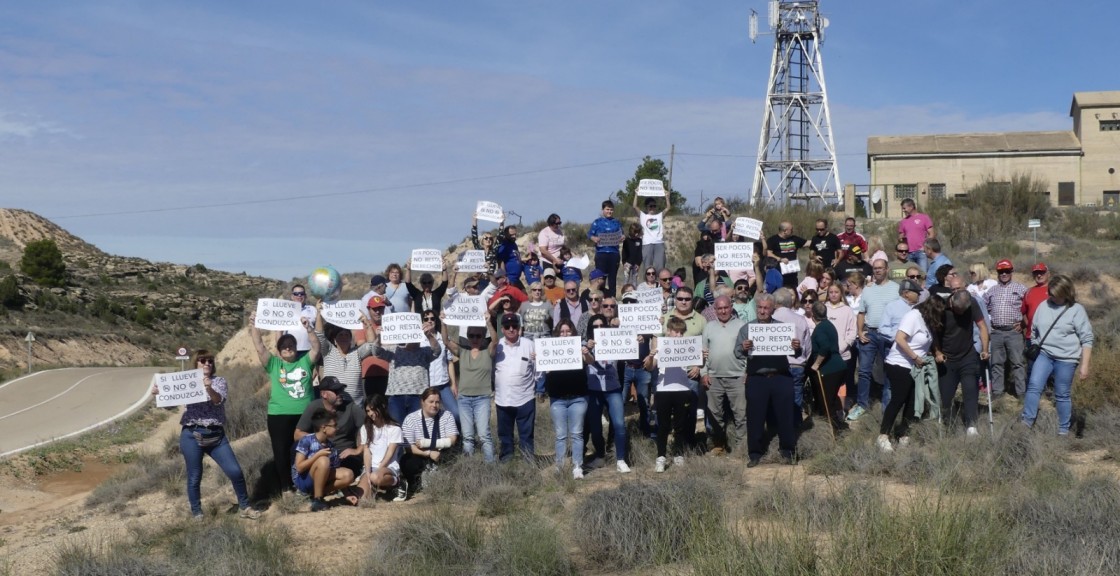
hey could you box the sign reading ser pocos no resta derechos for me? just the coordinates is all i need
[380,312,426,345]
[747,323,794,356]
[618,302,663,335]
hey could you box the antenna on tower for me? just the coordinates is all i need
[748,0,843,207]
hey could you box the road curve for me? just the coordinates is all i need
[0,367,163,458]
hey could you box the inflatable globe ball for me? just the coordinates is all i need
[307,267,342,302]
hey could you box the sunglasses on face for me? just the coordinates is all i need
[736,286,749,290]
[659,277,671,282]
[602,304,617,308]
[292,291,306,296]
[676,297,692,302]
[531,288,542,292]
[590,298,602,302]
[566,288,577,293]
[816,228,826,232]
[502,324,519,329]
[198,358,214,365]
[907,275,922,279]
[1032,271,1046,276]
[896,249,908,253]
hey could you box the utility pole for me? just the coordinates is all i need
[25,332,35,374]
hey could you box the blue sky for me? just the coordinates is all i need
[1,1,1114,280]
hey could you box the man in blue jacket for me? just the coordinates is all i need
[588,200,623,297]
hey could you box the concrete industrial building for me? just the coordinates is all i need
[860,91,1120,218]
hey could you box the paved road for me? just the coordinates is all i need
[0,367,161,457]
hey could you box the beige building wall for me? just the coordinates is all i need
[1075,104,1120,207]
[870,154,1081,203]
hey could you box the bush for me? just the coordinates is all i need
[361,508,484,576]
[483,514,576,576]
[927,174,1052,249]
[20,238,67,287]
[0,274,22,309]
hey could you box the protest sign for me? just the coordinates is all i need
[381,312,426,345]
[566,254,590,270]
[618,302,663,335]
[410,249,444,272]
[535,336,583,372]
[442,295,487,328]
[656,336,702,368]
[780,260,801,275]
[254,299,304,331]
[733,217,764,240]
[321,300,366,330]
[154,369,208,408]
[714,242,755,270]
[634,284,664,304]
[636,179,666,197]
[457,250,488,273]
[593,328,639,362]
[475,200,504,223]
[595,230,624,248]
[747,323,795,356]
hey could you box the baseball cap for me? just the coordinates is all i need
[899,279,922,294]
[318,376,345,393]
[1032,263,1048,273]
[996,259,1013,271]
[542,268,557,278]
[500,312,521,327]
[622,293,638,304]
[367,295,388,309]
[369,274,387,287]
[590,269,606,280]
[849,245,863,255]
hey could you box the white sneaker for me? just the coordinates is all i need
[876,435,894,453]
[673,456,685,467]
[655,456,667,473]
[966,426,979,437]
[616,460,631,474]
[696,409,705,420]
[393,478,409,502]
[572,466,584,479]
[898,436,911,447]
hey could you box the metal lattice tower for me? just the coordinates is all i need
[749,1,842,206]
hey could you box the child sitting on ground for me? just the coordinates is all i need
[293,408,356,512]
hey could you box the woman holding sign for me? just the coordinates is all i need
[584,314,631,474]
[154,350,259,519]
[250,313,320,495]
[545,319,590,478]
[404,266,449,314]
[645,316,699,473]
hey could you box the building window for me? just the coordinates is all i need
[893,184,917,200]
[1101,120,1120,131]
[1058,182,1075,206]
[928,183,946,200]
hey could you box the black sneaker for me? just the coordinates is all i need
[310,498,329,512]
[747,458,761,468]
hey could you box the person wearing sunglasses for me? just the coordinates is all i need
[553,280,589,327]
[662,285,706,337]
[285,284,319,358]
[808,218,842,269]
[888,242,914,282]
[537,213,566,272]
[983,259,1028,400]
[584,314,631,473]
[452,321,498,463]
[494,312,538,461]
[576,291,605,339]
[851,258,901,422]
[471,215,503,280]
[153,350,259,519]
[404,265,449,314]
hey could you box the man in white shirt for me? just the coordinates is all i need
[493,312,537,461]
[634,188,669,271]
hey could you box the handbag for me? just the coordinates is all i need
[1025,306,1070,362]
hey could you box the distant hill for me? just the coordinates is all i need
[0,209,286,371]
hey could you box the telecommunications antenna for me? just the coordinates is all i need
[748,0,843,207]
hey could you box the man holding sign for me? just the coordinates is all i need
[588,200,623,297]
[766,221,810,289]
[734,293,803,468]
[701,297,748,454]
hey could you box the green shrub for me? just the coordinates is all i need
[483,514,576,576]
[20,238,67,287]
[361,508,484,576]
[0,274,22,309]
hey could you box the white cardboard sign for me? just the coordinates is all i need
[254,299,304,331]
[566,254,590,270]
[593,328,639,362]
[747,323,795,356]
[475,200,504,223]
[656,336,703,368]
[442,295,487,328]
[321,300,366,330]
[635,285,664,304]
[733,217,764,240]
[715,242,755,271]
[410,249,444,272]
[154,369,209,408]
[380,312,426,345]
[636,179,666,197]
[535,336,583,372]
[780,260,801,275]
[457,250,488,273]
[595,230,624,248]
[618,302,663,335]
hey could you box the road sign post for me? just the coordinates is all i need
[1028,219,1041,262]
[25,332,35,374]
[175,346,191,371]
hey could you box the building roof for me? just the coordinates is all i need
[1071,91,1120,113]
[867,131,1080,157]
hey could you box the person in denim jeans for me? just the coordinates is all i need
[545,320,589,478]
[584,315,631,473]
[450,321,497,462]
[154,350,257,519]
[494,312,538,461]
[1021,275,1094,435]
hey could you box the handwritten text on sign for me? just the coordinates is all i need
[595,230,624,248]
[410,249,444,272]
[381,313,426,345]
[155,369,209,408]
[714,242,755,271]
[475,200,504,223]
[593,328,639,362]
[636,179,666,197]
[536,336,583,372]
[442,295,487,328]
[618,303,663,335]
[747,323,795,356]
[457,250,488,273]
[780,260,801,275]
[733,217,764,240]
[255,299,304,331]
[656,336,702,368]
[321,300,366,330]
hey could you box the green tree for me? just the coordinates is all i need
[0,275,22,309]
[20,239,67,287]
[614,156,688,214]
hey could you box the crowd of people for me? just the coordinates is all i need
[161,192,1095,515]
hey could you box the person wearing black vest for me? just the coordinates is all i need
[553,280,589,326]
[735,293,803,468]
[400,387,459,497]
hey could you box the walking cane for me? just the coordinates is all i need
[812,368,836,443]
[985,366,995,437]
